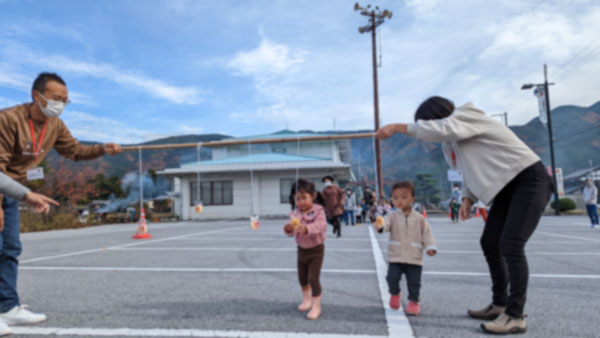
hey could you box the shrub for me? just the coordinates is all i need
[550,198,576,212]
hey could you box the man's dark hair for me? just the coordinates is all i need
[414,96,455,122]
[32,72,66,98]
[391,181,415,197]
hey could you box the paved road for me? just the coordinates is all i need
[10,215,599,337]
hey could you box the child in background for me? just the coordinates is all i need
[374,181,436,316]
[450,197,460,223]
[284,179,327,320]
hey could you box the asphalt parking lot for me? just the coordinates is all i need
[11,215,600,338]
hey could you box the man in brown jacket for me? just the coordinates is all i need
[321,176,345,238]
[0,72,121,332]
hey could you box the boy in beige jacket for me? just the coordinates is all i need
[374,181,436,316]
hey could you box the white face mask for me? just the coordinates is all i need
[37,93,65,118]
[324,181,332,187]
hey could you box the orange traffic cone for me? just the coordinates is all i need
[475,208,481,218]
[422,206,428,218]
[132,208,152,239]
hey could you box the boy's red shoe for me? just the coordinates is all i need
[389,294,401,310]
[406,301,420,316]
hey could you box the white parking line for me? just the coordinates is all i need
[437,250,600,255]
[19,266,375,274]
[11,327,387,337]
[20,222,200,241]
[20,226,247,264]
[368,226,414,338]
[433,240,592,244]
[20,266,600,279]
[173,237,372,242]
[535,231,600,243]
[423,271,600,279]
[110,247,373,252]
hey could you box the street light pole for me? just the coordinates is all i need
[370,11,383,201]
[543,64,561,216]
[521,64,560,215]
[355,3,392,201]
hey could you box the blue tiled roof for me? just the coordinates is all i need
[182,153,329,167]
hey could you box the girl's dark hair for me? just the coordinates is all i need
[289,178,325,210]
[414,96,455,122]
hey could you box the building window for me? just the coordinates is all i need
[280,179,294,204]
[280,178,325,204]
[272,146,287,153]
[191,181,233,206]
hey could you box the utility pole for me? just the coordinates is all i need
[355,3,392,200]
[522,64,560,215]
[492,112,508,126]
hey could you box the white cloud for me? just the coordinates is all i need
[61,111,159,144]
[0,96,18,107]
[0,42,204,105]
[229,38,307,77]
[61,111,209,143]
[177,125,204,134]
[480,11,580,62]
[39,55,203,105]
[0,66,29,90]
[404,0,441,19]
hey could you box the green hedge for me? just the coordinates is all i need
[550,198,576,212]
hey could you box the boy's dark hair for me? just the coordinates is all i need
[453,183,460,188]
[391,181,415,197]
[32,72,66,98]
[414,96,455,122]
[289,178,325,210]
[321,175,334,183]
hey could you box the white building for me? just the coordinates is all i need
[158,132,354,220]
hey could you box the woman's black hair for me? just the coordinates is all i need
[414,96,455,122]
[289,178,325,210]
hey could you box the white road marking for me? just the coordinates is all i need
[19,266,374,274]
[20,226,247,264]
[368,226,414,338]
[20,266,600,279]
[437,250,600,255]
[110,247,372,252]
[11,327,387,337]
[20,221,200,241]
[423,271,600,279]
[173,237,372,242]
[535,231,600,243]
[433,240,592,244]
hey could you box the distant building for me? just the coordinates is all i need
[158,132,354,220]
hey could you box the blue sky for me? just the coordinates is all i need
[1,0,599,144]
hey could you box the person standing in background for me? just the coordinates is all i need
[343,188,356,226]
[321,176,345,238]
[583,178,598,228]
